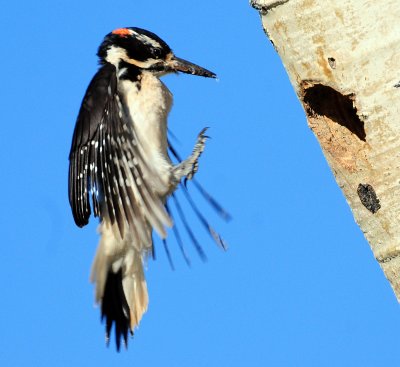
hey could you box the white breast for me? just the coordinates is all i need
[118,72,174,190]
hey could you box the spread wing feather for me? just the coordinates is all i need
[69,64,171,242]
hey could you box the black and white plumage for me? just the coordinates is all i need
[68,27,227,350]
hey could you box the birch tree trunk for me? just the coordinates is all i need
[251,0,400,300]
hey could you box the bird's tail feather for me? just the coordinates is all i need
[91,224,149,351]
[122,251,149,331]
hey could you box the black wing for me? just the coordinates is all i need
[68,64,170,240]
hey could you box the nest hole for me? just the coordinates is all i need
[303,84,366,141]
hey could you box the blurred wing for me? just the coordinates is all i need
[68,64,170,241]
[164,138,230,263]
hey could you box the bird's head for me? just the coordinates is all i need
[97,27,216,78]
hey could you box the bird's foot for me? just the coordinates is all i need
[172,128,208,184]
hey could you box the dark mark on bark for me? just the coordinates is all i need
[250,0,290,13]
[328,57,336,69]
[357,183,381,213]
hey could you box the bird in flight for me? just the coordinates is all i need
[68,27,228,350]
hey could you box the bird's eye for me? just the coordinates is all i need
[152,49,162,58]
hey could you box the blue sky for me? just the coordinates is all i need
[1,1,399,366]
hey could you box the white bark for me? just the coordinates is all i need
[251,0,400,300]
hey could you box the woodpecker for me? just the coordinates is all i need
[68,27,226,350]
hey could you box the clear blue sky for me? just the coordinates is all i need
[1,1,399,366]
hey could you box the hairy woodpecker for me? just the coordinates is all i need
[68,27,226,350]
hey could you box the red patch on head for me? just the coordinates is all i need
[112,28,131,37]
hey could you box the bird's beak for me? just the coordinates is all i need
[168,56,216,78]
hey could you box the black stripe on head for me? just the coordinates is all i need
[97,27,171,64]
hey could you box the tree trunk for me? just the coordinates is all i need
[251,0,400,300]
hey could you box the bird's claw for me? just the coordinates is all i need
[173,128,209,184]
